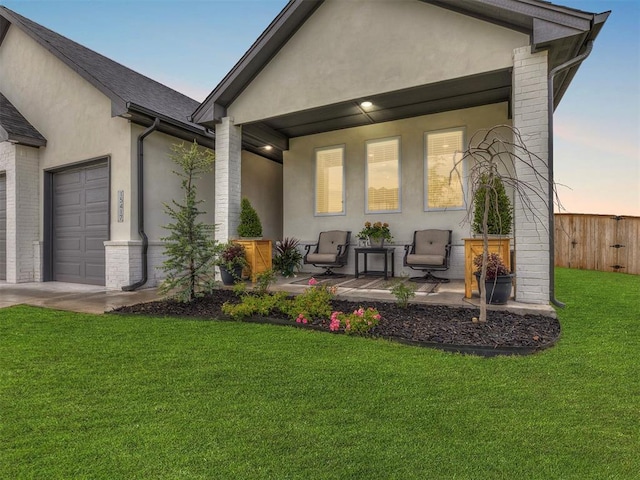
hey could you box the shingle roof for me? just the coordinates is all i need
[0,6,202,131]
[0,91,46,147]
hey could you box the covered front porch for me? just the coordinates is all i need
[193,0,607,306]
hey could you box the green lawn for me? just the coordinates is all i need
[1,268,638,479]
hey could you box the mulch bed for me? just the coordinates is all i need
[112,289,560,357]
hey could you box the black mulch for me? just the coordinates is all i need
[112,289,560,355]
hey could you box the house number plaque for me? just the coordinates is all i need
[117,190,124,222]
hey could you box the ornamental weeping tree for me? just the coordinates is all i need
[160,142,217,302]
[454,125,560,322]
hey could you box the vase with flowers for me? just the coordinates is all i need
[357,221,393,248]
[216,241,249,285]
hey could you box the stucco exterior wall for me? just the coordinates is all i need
[229,0,528,124]
[241,151,283,241]
[0,25,132,242]
[283,103,510,278]
[131,127,216,242]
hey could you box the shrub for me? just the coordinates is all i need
[390,279,416,308]
[329,308,381,335]
[222,292,288,321]
[472,174,512,235]
[237,198,263,238]
[255,268,277,295]
[283,278,335,322]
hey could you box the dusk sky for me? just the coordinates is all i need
[3,0,639,216]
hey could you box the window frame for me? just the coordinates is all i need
[314,144,346,217]
[364,136,402,214]
[423,127,466,212]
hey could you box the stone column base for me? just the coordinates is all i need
[104,240,167,290]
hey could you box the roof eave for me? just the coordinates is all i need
[0,126,47,147]
[126,103,215,149]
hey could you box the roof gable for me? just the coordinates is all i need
[0,6,206,135]
[192,0,609,126]
[0,91,46,147]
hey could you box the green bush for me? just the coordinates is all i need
[390,279,416,308]
[283,278,335,322]
[237,198,263,238]
[222,292,288,321]
[472,174,512,235]
[255,269,277,295]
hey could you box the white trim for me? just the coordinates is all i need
[365,136,401,214]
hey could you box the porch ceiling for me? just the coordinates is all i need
[242,68,512,163]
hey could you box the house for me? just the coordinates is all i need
[193,0,608,305]
[0,6,283,288]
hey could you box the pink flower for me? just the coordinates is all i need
[302,318,308,324]
[330,317,341,331]
[308,278,318,286]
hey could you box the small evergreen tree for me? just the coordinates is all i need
[237,197,263,237]
[160,142,216,302]
[472,174,512,235]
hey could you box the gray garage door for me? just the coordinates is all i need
[0,174,6,281]
[52,163,108,285]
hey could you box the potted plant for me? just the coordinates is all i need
[472,174,512,236]
[473,252,513,304]
[356,221,393,248]
[237,197,263,238]
[216,241,248,285]
[273,237,303,277]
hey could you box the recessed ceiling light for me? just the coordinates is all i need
[360,101,373,108]
[264,145,273,151]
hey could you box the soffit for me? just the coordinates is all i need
[243,69,512,162]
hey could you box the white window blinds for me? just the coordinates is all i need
[425,129,464,209]
[366,138,400,212]
[315,146,345,215]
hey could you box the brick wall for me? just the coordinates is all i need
[214,117,242,243]
[512,46,550,304]
[0,142,40,283]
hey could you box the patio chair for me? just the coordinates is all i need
[403,229,452,283]
[303,230,351,277]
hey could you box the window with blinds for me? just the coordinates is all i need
[425,129,464,210]
[315,145,345,215]
[366,137,400,212]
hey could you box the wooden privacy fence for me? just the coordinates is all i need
[554,214,640,275]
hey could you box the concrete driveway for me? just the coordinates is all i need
[0,282,162,315]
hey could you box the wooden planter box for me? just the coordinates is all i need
[463,237,511,298]
[234,239,272,282]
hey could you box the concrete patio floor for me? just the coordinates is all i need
[0,275,556,317]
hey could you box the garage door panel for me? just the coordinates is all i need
[86,187,108,205]
[85,262,105,279]
[55,238,82,252]
[54,191,82,208]
[86,236,106,252]
[52,163,108,285]
[53,261,81,277]
[86,166,109,182]
[54,170,82,187]
[54,212,83,228]
[85,211,109,227]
